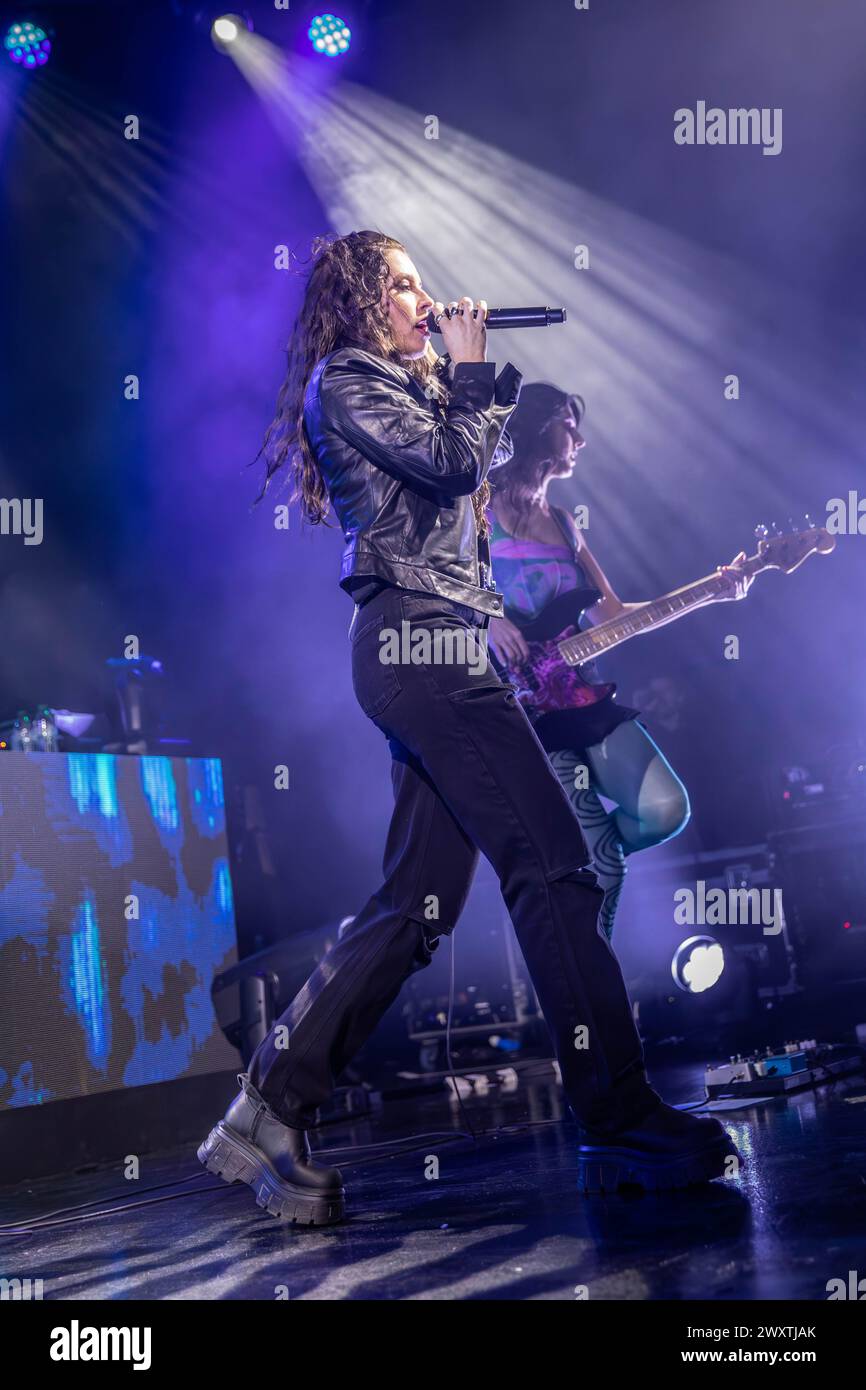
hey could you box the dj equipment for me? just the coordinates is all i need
[427,305,566,332]
[0,751,238,1112]
[105,654,165,750]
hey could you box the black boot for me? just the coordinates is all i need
[197,1074,345,1225]
[576,1098,741,1194]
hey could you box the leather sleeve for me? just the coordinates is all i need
[491,427,514,470]
[319,351,518,498]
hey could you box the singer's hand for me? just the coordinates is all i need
[433,296,487,364]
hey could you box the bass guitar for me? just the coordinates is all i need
[494,524,835,732]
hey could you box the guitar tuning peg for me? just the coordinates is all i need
[754,523,769,539]
[804,512,815,528]
[788,517,797,533]
[769,521,781,536]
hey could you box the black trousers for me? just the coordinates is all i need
[248,587,655,1133]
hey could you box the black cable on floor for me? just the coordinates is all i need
[0,1114,566,1237]
[0,1179,232,1236]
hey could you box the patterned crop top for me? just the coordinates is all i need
[488,507,593,621]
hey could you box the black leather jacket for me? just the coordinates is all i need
[303,347,522,617]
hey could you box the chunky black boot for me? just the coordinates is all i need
[197,1074,345,1225]
[576,1099,741,1194]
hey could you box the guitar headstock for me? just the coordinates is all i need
[749,518,836,576]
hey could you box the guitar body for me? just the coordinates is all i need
[499,589,617,716]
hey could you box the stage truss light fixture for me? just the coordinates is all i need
[211,13,253,53]
[671,936,725,994]
[308,13,351,58]
[4,20,51,69]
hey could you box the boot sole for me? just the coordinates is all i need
[576,1135,739,1195]
[197,1121,346,1226]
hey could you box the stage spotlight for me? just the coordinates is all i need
[211,13,252,52]
[4,21,51,69]
[671,936,725,994]
[308,13,351,58]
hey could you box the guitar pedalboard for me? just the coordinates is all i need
[705,1039,864,1097]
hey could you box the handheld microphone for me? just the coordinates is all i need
[426,305,566,333]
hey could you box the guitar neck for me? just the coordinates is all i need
[558,571,729,665]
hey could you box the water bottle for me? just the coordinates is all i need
[11,711,33,752]
[32,706,58,752]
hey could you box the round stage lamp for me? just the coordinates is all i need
[211,14,252,52]
[308,13,352,57]
[4,21,51,68]
[671,935,725,994]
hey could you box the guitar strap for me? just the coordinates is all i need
[550,506,592,590]
[550,505,580,555]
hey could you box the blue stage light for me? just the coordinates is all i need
[4,21,51,69]
[308,13,351,58]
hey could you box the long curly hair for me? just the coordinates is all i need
[491,382,585,529]
[257,229,489,534]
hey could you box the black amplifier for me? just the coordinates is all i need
[768,814,866,987]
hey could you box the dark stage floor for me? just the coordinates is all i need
[2,1061,865,1301]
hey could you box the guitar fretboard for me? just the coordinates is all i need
[559,572,727,665]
